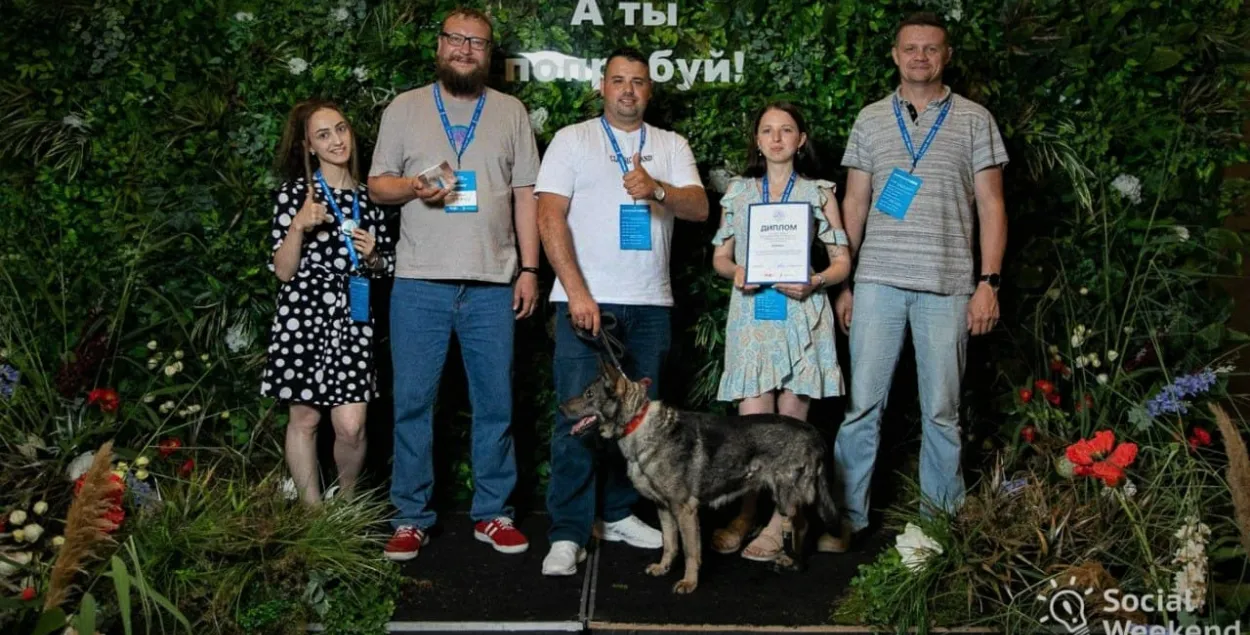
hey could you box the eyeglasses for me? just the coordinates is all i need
[440,31,491,51]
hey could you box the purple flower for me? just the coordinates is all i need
[0,364,18,400]
[1145,369,1218,419]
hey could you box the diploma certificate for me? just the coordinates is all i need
[744,202,811,285]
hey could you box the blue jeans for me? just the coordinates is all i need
[547,303,670,547]
[833,282,969,531]
[389,279,517,530]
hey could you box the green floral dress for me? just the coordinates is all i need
[711,176,846,401]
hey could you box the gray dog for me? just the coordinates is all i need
[561,360,842,594]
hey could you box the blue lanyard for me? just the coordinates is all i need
[600,116,646,175]
[892,95,952,172]
[762,171,798,203]
[314,171,362,271]
[433,84,486,168]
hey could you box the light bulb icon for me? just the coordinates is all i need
[1038,576,1094,635]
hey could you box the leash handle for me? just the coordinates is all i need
[569,311,626,371]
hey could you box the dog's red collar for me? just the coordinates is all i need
[622,401,650,438]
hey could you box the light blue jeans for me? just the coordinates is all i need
[833,282,970,531]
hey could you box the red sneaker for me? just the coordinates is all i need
[384,525,427,561]
[474,517,529,554]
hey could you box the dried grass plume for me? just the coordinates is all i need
[44,440,121,610]
[1209,404,1250,558]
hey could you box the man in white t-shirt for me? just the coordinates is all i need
[535,47,708,576]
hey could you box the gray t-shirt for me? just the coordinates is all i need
[841,87,1009,296]
[370,84,541,283]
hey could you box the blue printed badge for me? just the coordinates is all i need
[349,275,370,323]
[875,168,923,220]
[753,287,787,321]
[445,170,478,213]
[619,204,652,251]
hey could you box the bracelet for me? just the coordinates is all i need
[813,273,826,288]
[519,267,539,276]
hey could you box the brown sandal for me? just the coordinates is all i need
[711,517,754,554]
[741,528,783,562]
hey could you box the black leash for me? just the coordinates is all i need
[569,311,626,371]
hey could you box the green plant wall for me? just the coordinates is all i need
[1,0,1247,509]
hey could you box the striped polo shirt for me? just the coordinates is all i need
[841,86,1009,296]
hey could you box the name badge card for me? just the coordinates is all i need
[875,168,922,220]
[754,287,787,321]
[744,202,811,286]
[349,275,370,323]
[619,204,652,251]
[445,170,478,213]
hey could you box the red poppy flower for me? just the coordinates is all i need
[179,458,195,477]
[102,506,125,533]
[1065,430,1138,487]
[1046,392,1062,406]
[20,587,35,601]
[1188,427,1212,450]
[1034,379,1056,395]
[87,388,120,413]
[1021,426,1037,444]
[158,437,182,457]
[1019,389,1033,403]
[1050,359,1066,373]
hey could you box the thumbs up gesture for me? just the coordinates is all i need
[623,152,660,201]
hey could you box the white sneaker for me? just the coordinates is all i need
[601,515,663,549]
[541,540,587,576]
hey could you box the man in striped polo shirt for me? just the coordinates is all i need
[825,11,1008,550]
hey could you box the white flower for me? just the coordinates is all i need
[146,358,159,370]
[1096,373,1109,385]
[1123,325,1135,335]
[1111,173,1143,204]
[1045,288,1061,301]
[1091,357,1102,369]
[61,114,86,130]
[287,57,309,75]
[225,322,253,353]
[332,6,349,21]
[1215,364,1236,375]
[1079,287,1089,296]
[352,66,369,82]
[220,411,231,420]
[528,106,548,134]
[185,404,201,414]
[32,502,47,516]
[1123,479,1137,498]
[173,350,184,360]
[234,11,254,22]
[1071,334,1084,348]
[895,522,943,572]
[1074,356,1086,369]
[0,552,32,577]
[11,529,24,542]
[142,393,155,403]
[146,340,157,350]
[708,168,734,194]
[946,6,962,22]
[21,524,43,543]
[159,400,176,414]
[135,456,149,468]
[281,477,299,501]
[1107,350,1119,362]
[1076,324,1087,335]
[199,353,209,362]
[163,361,183,377]
[1048,345,1059,355]
[8,510,27,526]
[1172,516,1211,612]
[1173,226,1190,242]
[66,451,94,481]
[51,536,64,548]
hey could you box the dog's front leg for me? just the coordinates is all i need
[646,505,678,577]
[771,507,805,573]
[672,502,701,594]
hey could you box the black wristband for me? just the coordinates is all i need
[519,267,539,276]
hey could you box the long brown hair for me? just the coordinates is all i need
[274,99,361,188]
[743,101,822,180]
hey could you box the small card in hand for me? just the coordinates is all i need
[417,161,456,190]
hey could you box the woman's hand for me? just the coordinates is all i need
[733,266,760,293]
[293,195,333,233]
[774,274,823,301]
[351,228,377,264]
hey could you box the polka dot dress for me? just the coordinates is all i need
[261,178,394,406]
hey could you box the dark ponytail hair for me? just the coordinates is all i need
[743,101,822,180]
[274,99,361,187]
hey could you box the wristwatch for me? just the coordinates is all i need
[979,273,1001,290]
[653,183,667,202]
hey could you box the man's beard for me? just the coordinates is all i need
[436,56,489,97]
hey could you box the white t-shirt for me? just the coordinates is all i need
[535,117,703,306]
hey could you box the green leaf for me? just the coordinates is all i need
[76,592,98,635]
[1197,323,1223,349]
[110,555,133,635]
[31,609,68,635]
[1228,329,1250,343]
[1143,47,1183,72]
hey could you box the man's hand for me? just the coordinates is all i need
[568,292,601,336]
[835,287,854,335]
[623,153,659,201]
[513,273,538,320]
[411,175,456,205]
[967,284,1000,336]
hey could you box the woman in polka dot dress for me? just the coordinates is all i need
[263,99,394,505]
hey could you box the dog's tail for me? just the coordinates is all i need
[815,461,842,529]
